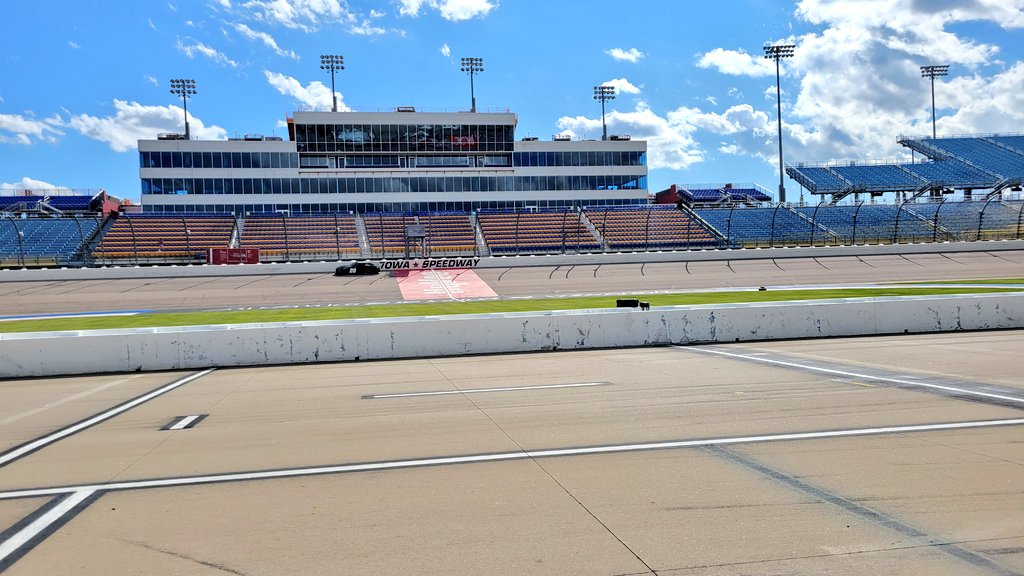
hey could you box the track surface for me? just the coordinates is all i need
[1,250,1022,315]
[1,332,1022,574]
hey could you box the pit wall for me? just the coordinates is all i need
[2,293,1021,377]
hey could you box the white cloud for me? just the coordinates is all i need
[605,48,645,63]
[0,177,67,192]
[350,18,386,35]
[440,43,451,57]
[232,23,298,59]
[601,78,642,95]
[697,48,776,77]
[144,75,159,86]
[148,18,157,30]
[238,0,355,31]
[68,41,80,49]
[176,38,239,67]
[558,101,705,170]
[263,70,348,110]
[397,0,496,21]
[0,113,64,145]
[69,100,227,152]
[692,0,1024,171]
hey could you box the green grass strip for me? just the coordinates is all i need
[1,286,1019,334]
[896,278,1024,285]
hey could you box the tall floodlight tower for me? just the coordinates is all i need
[921,65,949,139]
[320,55,345,112]
[764,44,795,204]
[461,57,484,113]
[169,79,197,140]
[593,85,616,141]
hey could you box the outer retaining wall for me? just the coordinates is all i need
[2,293,1021,377]
[2,240,1023,282]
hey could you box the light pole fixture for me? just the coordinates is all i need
[320,54,345,112]
[461,57,484,113]
[921,64,949,139]
[169,78,197,140]
[764,43,795,204]
[593,85,616,141]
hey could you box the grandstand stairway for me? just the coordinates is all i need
[469,213,490,257]
[354,215,372,258]
[579,212,609,251]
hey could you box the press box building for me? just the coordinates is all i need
[139,109,648,214]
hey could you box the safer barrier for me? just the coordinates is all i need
[2,293,1021,377]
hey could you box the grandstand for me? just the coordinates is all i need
[0,217,101,266]
[788,134,1024,202]
[240,213,360,260]
[92,213,235,262]
[584,206,719,250]
[671,183,773,206]
[477,209,601,254]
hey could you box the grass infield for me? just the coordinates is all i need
[0,286,1020,334]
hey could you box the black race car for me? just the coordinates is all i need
[334,261,380,276]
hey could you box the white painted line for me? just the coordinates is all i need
[169,415,201,430]
[364,382,610,399]
[0,376,142,426]
[1,418,1021,501]
[685,347,1024,405]
[0,369,216,467]
[0,490,94,564]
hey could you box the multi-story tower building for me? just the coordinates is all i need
[139,108,647,214]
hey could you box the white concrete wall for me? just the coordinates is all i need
[2,241,1023,282]
[2,293,1021,377]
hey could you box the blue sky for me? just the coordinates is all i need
[2,0,1023,203]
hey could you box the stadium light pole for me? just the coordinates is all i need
[593,85,616,141]
[320,55,344,112]
[921,65,949,139]
[764,44,795,204]
[461,57,484,113]
[169,79,197,140]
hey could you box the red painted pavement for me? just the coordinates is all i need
[395,268,498,301]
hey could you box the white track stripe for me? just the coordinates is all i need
[365,382,609,399]
[0,491,94,563]
[1,418,1021,501]
[685,347,1024,405]
[0,376,141,426]
[0,369,215,467]
[169,415,201,430]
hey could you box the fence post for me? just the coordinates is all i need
[727,203,736,246]
[893,197,909,244]
[810,202,823,246]
[333,213,341,261]
[1017,201,1024,240]
[514,209,521,256]
[644,206,653,252]
[770,203,781,248]
[180,215,192,263]
[6,217,25,267]
[125,216,139,266]
[281,212,290,261]
[932,197,947,243]
[978,196,995,241]
[852,202,863,245]
[71,215,85,265]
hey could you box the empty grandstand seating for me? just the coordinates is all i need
[0,217,100,265]
[0,195,95,213]
[900,161,995,188]
[914,137,1024,180]
[787,167,850,193]
[92,213,234,260]
[477,209,600,254]
[584,206,719,250]
[829,165,924,191]
[693,206,813,246]
[678,185,772,204]
[418,212,477,254]
[241,213,360,259]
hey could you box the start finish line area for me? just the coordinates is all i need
[0,332,1022,575]
[395,267,498,301]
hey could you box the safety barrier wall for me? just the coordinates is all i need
[1,239,1023,282]
[2,293,1021,377]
